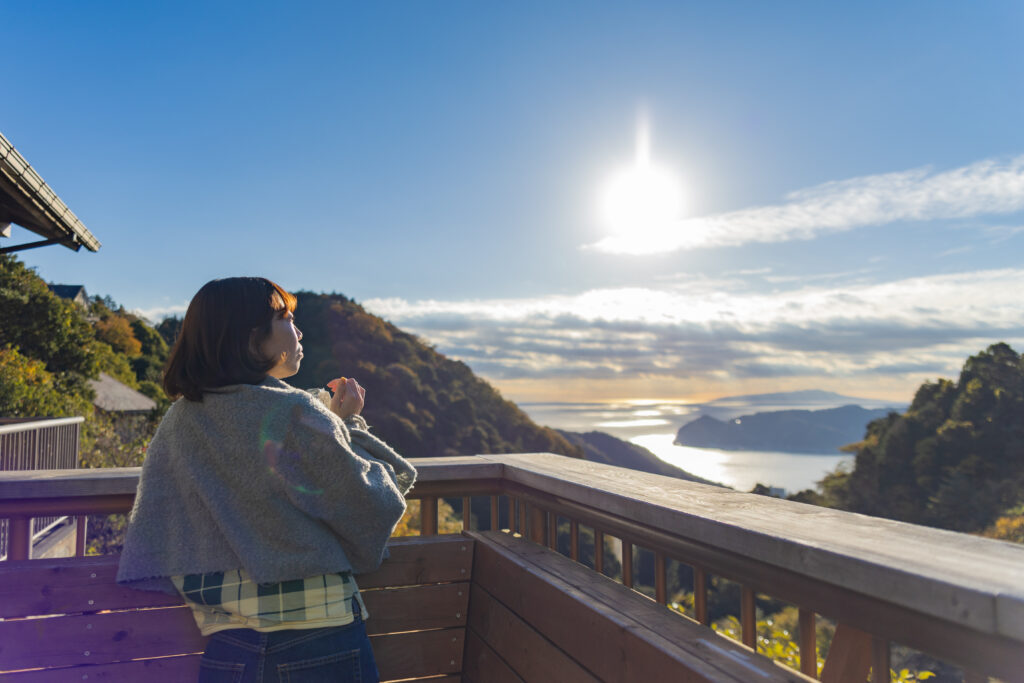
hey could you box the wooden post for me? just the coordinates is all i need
[694,567,708,625]
[75,514,88,557]
[622,540,633,588]
[821,622,873,683]
[871,637,890,683]
[799,608,818,678]
[570,520,579,562]
[655,552,667,604]
[490,495,499,531]
[420,497,438,536]
[594,529,604,574]
[462,496,472,531]
[8,515,31,560]
[741,586,757,650]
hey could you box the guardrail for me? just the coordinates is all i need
[1,454,1021,682]
[0,417,83,559]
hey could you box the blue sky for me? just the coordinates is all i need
[5,1,1024,402]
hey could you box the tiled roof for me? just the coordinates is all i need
[88,373,156,413]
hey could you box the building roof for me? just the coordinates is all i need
[88,373,156,413]
[48,284,88,300]
[0,131,100,252]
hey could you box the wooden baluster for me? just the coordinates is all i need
[547,512,557,551]
[490,495,499,531]
[518,499,527,537]
[799,608,818,678]
[462,496,472,531]
[420,497,438,536]
[507,496,515,533]
[655,552,667,604]
[8,515,31,560]
[820,622,872,683]
[622,540,634,588]
[694,567,708,625]
[570,520,579,561]
[741,586,757,650]
[594,529,604,574]
[75,515,88,557]
[529,506,545,544]
[871,637,890,683]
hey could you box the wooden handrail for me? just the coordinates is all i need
[1,453,1022,681]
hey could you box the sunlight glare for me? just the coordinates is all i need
[600,117,685,247]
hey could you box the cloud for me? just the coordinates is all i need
[364,268,1024,384]
[131,302,188,324]
[588,156,1024,255]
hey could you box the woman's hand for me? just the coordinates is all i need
[327,377,365,419]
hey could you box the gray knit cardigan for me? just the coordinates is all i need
[116,376,416,595]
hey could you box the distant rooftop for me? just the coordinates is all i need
[88,373,156,413]
[0,131,100,253]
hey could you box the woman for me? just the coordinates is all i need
[117,277,416,682]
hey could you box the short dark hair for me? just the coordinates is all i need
[163,277,297,401]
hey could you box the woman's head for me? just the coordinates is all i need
[163,277,301,401]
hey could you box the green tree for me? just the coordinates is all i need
[821,343,1024,532]
[0,346,92,417]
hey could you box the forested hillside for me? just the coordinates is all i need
[808,343,1024,535]
[287,291,582,459]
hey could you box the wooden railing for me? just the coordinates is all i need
[1,453,1022,682]
[0,417,83,559]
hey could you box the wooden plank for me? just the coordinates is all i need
[0,468,141,500]
[0,605,206,671]
[468,531,811,682]
[0,555,182,619]
[2,654,201,681]
[820,622,872,683]
[463,628,524,683]
[463,496,472,531]
[490,495,499,531]
[358,535,474,589]
[372,627,464,681]
[479,453,1024,641]
[362,582,470,635]
[468,583,600,683]
[1,536,473,618]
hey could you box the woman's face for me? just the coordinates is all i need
[261,307,303,378]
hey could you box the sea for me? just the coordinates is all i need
[515,395,898,495]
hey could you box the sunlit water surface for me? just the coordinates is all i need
[630,433,853,494]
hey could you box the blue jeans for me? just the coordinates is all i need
[197,598,379,683]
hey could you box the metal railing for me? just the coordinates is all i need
[0,454,1021,682]
[0,416,83,559]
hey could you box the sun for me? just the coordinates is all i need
[600,117,684,243]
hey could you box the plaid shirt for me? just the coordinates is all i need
[170,570,368,636]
